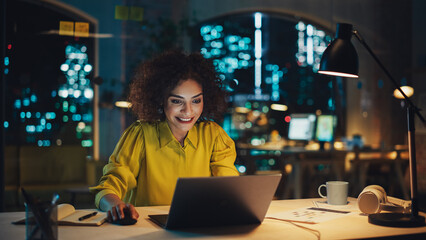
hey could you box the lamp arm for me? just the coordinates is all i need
[353,29,424,219]
[353,30,425,124]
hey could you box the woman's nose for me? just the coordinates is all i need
[181,103,192,115]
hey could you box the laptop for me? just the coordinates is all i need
[148,174,281,229]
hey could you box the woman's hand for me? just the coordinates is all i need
[99,194,139,222]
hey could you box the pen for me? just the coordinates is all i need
[78,212,98,221]
[307,207,350,214]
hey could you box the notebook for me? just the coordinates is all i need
[13,203,107,226]
[148,174,281,229]
[16,188,106,226]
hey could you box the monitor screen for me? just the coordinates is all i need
[315,115,335,142]
[288,114,316,141]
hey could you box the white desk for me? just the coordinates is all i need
[1,198,425,239]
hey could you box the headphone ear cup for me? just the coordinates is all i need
[358,189,383,214]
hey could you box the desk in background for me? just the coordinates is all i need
[348,147,409,199]
[1,198,425,239]
[237,143,347,199]
[237,143,409,200]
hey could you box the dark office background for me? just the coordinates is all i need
[1,0,426,211]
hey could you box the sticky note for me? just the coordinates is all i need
[130,7,144,21]
[59,21,74,36]
[115,5,129,20]
[75,22,89,37]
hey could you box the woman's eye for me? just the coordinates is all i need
[171,99,182,104]
[193,98,202,104]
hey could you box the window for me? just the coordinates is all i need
[194,12,342,144]
[5,1,96,150]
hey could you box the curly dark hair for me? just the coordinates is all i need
[128,50,228,122]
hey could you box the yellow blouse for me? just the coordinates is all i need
[90,120,239,207]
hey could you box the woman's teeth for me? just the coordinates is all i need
[178,117,192,122]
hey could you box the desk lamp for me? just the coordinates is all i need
[318,23,425,227]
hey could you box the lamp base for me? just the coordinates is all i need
[368,213,425,227]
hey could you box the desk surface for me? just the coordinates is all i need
[1,198,425,240]
[237,142,408,154]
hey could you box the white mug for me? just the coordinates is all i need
[318,181,349,205]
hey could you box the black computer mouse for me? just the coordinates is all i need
[112,208,137,225]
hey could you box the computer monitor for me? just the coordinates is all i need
[287,114,316,141]
[315,115,335,142]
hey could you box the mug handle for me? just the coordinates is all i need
[318,184,327,198]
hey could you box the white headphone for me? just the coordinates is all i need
[357,185,411,214]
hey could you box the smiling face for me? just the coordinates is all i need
[164,79,204,143]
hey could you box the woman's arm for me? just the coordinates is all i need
[90,122,145,209]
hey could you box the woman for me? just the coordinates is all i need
[90,50,239,222]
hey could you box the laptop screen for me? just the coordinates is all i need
[149,174,281,229]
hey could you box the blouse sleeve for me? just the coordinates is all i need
[89,122,145,208]
[210,124,240,176]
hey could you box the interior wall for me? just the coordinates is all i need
[412,0,426,133]
[412,0,426,193]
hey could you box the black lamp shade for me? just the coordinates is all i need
[319,23,359,78]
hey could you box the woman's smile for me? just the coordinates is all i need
[176,117,194,122]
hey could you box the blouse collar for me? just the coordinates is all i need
[158,121,198,149]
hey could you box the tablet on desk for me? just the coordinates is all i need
[148,174,281,229]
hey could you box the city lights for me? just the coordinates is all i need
[6,37,95,148]
[271,104,288,112]
[199,23,253,91]
[295,21,329,72]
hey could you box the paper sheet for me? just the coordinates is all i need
[266,200,358,224]
[267,207,355,224]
